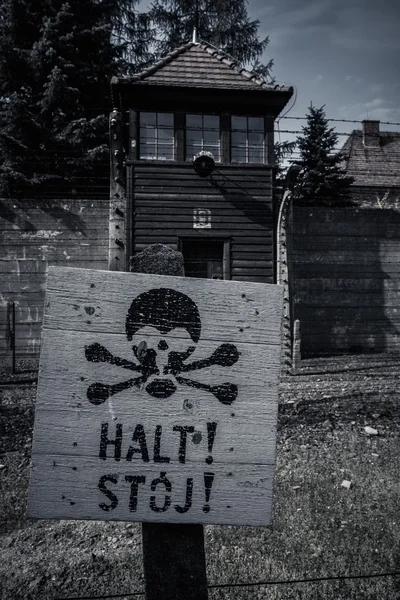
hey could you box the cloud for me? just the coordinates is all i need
[369,83,385,94]
[337,98,400,124]
[344,76,364,84]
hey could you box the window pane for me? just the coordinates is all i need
[158,112,173,127]
[248,132,264,146]
[187,114,202,129]
[141,112,156,126]
[248,147,264,163]
[186,129,202,145]
[140,127,156,144]
[204,130,219,145]
[186,144,200,159]
[232,131,247,147]
[231,147,246,163]
[204,115,219,130]
[140,144,157,159]
[158,144,174,160]
[158,127,174,144]
[248,117,264,132]
[232,116,247,131]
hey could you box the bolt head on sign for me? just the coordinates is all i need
[27,267,284,526]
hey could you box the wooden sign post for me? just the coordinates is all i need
[27,263,284,594]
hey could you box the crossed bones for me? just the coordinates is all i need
[85,341,240,405]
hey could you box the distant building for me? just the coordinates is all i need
[341,120,400,207]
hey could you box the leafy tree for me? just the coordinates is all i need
[0,0,153,195]
[149,0,273,79]
[294,105,354,205]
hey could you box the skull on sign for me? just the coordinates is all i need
[85,288,240,405]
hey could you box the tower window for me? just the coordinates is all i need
[186,114,220,161]
[231,116,265,163]
[140,112,174,160]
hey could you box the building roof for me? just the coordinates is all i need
[112,41,292,94]
[342,123,400,187]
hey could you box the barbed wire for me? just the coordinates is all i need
[54,570,400,600]
[279,116,400,126]
[274,129,354,136]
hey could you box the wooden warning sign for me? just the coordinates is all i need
[27,266,284,526]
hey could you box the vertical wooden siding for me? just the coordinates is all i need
[0,197,109,358]
[293,206,400,355]
[131,163,274,283]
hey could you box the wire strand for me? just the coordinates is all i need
[54,570,400,600]
[280,116,400,126]
[209,570,400,590]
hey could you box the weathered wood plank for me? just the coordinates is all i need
[32,408,278,466]
[133,165,272,177]
[232,277,272,283]
[43,267,282,344]
[133,193,271,203]
[135,214,272,224]
[27,266,283,527]
[28,456,274,526]
[232,249,273,257]
[231,266,270,275]
[134,223,271,233]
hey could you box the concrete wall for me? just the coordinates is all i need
[0,196,109,360]
[293,206,400,356]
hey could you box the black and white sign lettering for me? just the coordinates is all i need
[27,267,284,526]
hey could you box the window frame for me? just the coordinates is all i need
[185,113,221,162]
[230,115,266,165]
[139,111,175,161]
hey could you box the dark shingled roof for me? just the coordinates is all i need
[112,42,292,94]
[341,127,400,187]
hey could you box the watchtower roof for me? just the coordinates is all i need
[112,42,292,94]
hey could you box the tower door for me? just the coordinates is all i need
[180,240,229,279]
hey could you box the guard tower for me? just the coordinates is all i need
[109,41,293,282]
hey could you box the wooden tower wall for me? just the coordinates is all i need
[129,162,275,283]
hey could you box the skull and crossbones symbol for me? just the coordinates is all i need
[84,288,240,406]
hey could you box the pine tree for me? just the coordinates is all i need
[0,0,153,195]
[294,105,354,205]
[149,0,273,79]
